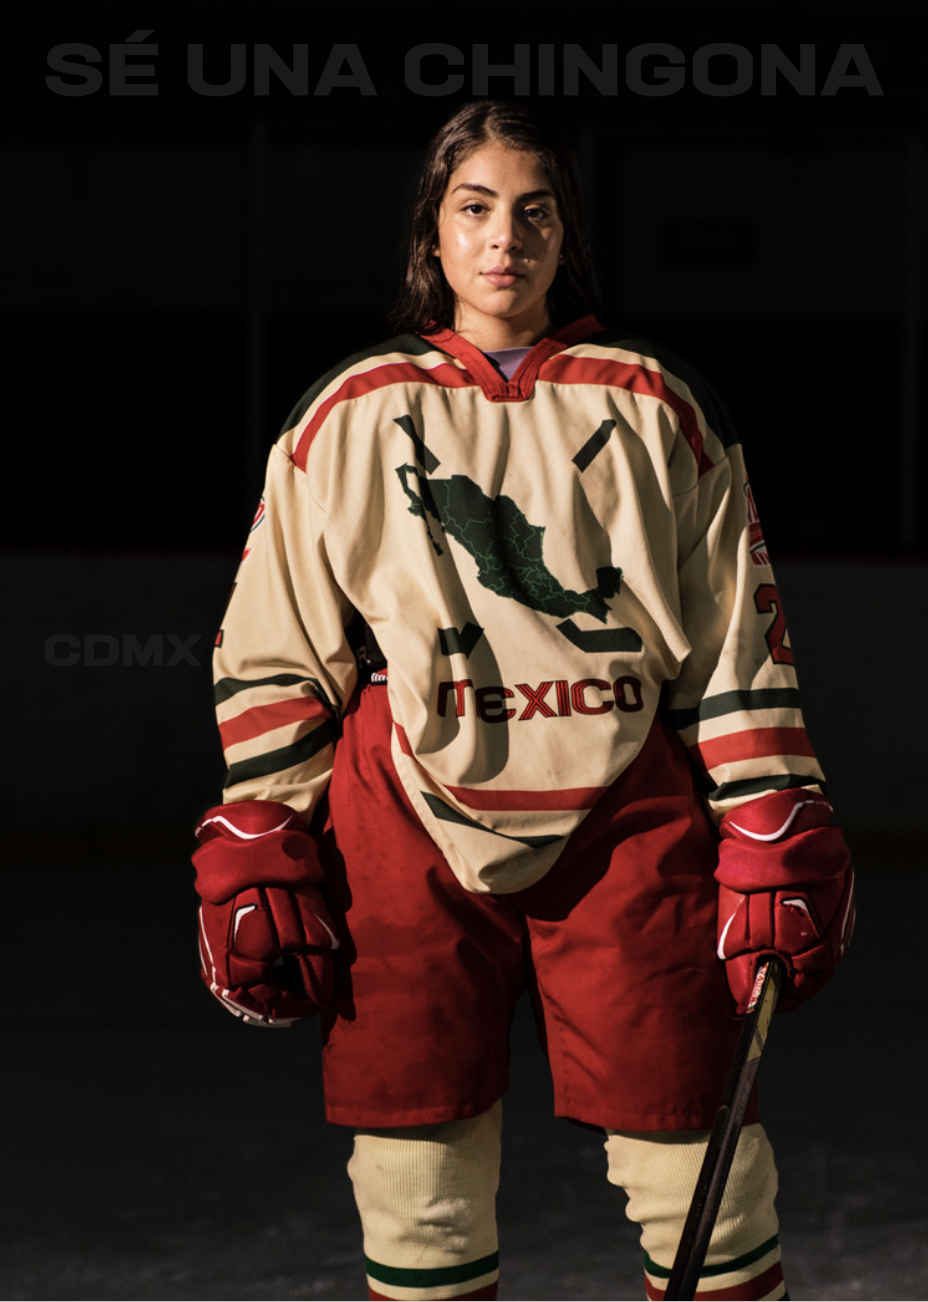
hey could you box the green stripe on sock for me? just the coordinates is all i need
[364,1251,500,1288]
[645,1234,779,1279]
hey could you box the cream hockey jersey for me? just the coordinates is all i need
[212,315,824,895]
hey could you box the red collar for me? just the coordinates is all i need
[422,315,602,402]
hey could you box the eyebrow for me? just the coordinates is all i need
[450,183,556,202]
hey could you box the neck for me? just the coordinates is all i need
[453,307,552,353]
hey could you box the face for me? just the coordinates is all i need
[433,141,565,350]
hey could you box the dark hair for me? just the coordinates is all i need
[388,101,602,336]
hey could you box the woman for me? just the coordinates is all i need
[192,102,853,1301]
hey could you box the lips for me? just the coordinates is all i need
[482,266,523,287]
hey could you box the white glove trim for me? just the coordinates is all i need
[728,797,831,843]
[195,811,297,840]
[717,910,737,961]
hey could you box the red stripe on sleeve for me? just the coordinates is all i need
[542,354,715,474]
[293,361,474,469]
[691,727,815,772]
[219,696,330,748]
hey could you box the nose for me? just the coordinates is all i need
[489,211,521,252]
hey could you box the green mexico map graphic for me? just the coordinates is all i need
[396,464,623,622]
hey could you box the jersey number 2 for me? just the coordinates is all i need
[753,583,794,666]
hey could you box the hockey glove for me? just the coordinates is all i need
[192,800,339,1027]
[715,789,854,1013]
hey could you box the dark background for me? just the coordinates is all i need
[4,4,927,1299]
[7,8,926,557]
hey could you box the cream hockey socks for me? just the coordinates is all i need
[348,1103,502,1301]
[350,1109,782,1299]
[604,1123,785,1300]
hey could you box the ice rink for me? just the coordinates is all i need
[5,842,925,1301]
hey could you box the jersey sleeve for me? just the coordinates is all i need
[211,439,358,819]
[662,383,826,821]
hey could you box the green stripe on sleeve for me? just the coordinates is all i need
[215,673,325,705]
[664,688,804,731]
[704,773,822,803]
[223,720,337,787]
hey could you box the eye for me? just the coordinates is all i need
[462,202,487,216]
[523,205,549,222]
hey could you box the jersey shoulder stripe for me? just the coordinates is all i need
[292,355,474,471]
[587,328,741,452]
[542,349,714,475]
[278,333,435,435]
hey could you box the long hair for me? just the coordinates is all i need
[388,102,602,336]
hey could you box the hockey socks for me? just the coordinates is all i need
[604,1123,785,1300]
[348,1109,783,1299]
[349,1103,502,1301]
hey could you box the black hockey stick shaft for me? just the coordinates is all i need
[664,958,784,1302]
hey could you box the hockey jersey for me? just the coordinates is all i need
[212,315,824,894]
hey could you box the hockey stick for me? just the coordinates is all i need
[664,958,784,1302]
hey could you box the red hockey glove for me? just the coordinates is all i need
[192,801,339,1027]
[715,789,854,1013]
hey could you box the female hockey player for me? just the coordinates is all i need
[192,101,854,1301]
